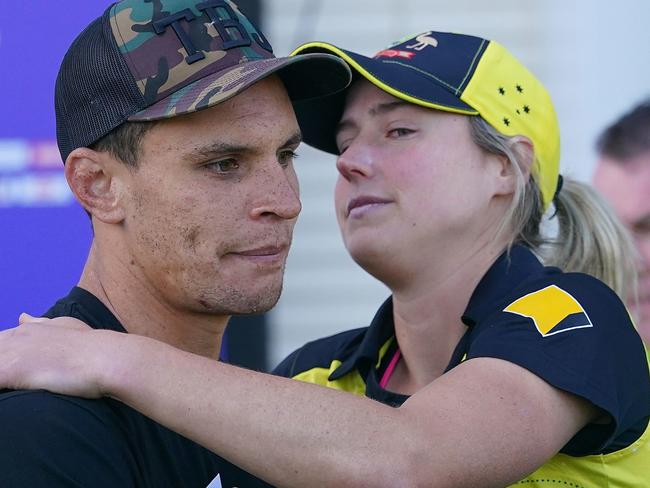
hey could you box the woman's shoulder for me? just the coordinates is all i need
[495,268,631,338]
[468,269,650,456]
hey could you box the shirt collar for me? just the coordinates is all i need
[328,296,395,381]
[329,245,547,381]
[462,244,546,326]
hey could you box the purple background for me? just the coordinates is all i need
[0,2,109,328]
[0,1,268,370]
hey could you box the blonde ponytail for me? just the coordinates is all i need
[542,177,638,302]
[469,116,638,300]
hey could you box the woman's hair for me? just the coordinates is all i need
[469,116,638,302]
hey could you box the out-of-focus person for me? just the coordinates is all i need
[594,99,650,344]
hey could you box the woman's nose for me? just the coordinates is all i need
[336,142,375,181]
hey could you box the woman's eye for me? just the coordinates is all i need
[388,128,414,138]
[279,150,299,168]
[336,140,350,155]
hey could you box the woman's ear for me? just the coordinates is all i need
[64,148,128,224]
[493,136,534,196]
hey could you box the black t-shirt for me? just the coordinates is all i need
[0,287,271,488]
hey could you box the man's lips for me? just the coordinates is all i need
[229,245,288,263]
[234,246,286,256]
[346,196,393,217]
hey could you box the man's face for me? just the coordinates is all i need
[119,76,301,315]
[594,151,650,333]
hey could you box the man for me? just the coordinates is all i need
[593,99,650,344]
[0,0,350,486]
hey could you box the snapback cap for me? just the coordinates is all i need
[291,31,561,209]
[55,0,351,162]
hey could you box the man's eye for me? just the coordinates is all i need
[388,128,414,138]
[633,222,650,236]
[207,159,240,172]
[278,150,299,168]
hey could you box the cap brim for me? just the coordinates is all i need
[290,42,478,154]
[129,53,352,122]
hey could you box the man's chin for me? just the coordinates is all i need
[230,296,280,316]
[198,283,283,316]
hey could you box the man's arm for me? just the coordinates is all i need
[104,334,594,488]
[0,390,136,488]
[0,322,595,488]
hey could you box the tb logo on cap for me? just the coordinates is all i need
[153,0,272,65]
[406,31,439,51]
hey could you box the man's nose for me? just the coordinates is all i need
[250,165,301,220]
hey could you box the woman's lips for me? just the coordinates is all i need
[347,196,393,218]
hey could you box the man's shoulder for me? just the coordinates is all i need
[0,387,111,408]
[43,286,126,332]
[0,389,140,486]
[0,388,124,438]
[273,327,368,378]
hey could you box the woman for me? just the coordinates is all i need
[2,30,649,487]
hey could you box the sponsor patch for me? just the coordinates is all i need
[503,285,593,337]
[374,49,415,60]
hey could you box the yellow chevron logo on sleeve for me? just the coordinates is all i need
[503,285,593,337]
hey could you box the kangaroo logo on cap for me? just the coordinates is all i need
[406,32,439,51]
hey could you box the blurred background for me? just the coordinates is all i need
[1,0,648,370]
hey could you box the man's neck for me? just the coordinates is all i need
[78,242,227,360]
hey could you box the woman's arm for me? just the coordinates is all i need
[0,318,596,488]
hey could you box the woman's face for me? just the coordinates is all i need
[334,81,508,285]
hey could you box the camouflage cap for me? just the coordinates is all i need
[55,0,351,162]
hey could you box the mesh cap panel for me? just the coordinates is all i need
[55,11,144,162]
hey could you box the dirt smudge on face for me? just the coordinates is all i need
[183,226,200,251]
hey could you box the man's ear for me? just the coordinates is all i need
[493,136,534,197]
[64,148,128,224]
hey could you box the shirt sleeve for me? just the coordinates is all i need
[467,273,650,455]
[0,390,138,487]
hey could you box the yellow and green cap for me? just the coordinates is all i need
[291,31,561,209]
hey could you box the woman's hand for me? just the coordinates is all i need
[0,314,110,398]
